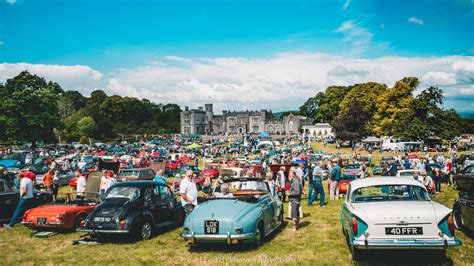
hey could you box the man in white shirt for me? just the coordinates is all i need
[76,170,87,194]
[179,170,198,217]
[4,173,34,228]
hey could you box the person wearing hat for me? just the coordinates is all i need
[3,173,34,228]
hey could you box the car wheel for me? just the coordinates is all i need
[350,245,365,261]
[73,214,87,231]
[135,220,153,241]
[254,223,264,247]
[453,210,464,230]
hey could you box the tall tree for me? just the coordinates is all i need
[372,77,419,137]
[0,71,63,144]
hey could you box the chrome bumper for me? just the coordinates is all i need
[181,231,254,244]
[21,221,64,226]
[352,238,461,249]
[77,228,130,234]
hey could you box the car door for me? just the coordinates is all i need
[0,179,19,222]
[152,185,172,225]
[260,195,274,232]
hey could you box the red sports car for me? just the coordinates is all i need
[202,164,219,178]
[328,173,356,195]
[21,192,101,231]
[69,172,91,188]
[166,160,180,171]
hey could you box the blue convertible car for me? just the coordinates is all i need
[181,177,283,248]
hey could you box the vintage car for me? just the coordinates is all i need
[21,192,101,231]
[165,160,180,173]
[452,163,473,237]
[396,169,421,179]
[341,177,460,260]
[344,163,360,175]
[181,177,283,248]
[0,177,53,224]
[202,164,220,178]
[118,168,156,182]
[328,173,356,195]
[78,181,184,241]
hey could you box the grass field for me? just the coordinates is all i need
[0,145,473,265]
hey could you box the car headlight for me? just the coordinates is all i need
[235,227,243,234]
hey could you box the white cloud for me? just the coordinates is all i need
[0,63,104,94]
[335,20,388,55]
[1,54,473,112]
[5,0,17,4]
[342,0,351,10]
[422,71,457,86]
[408,17,425,26]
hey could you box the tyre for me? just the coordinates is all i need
[350,246,365,261]
[254,223,265,247]
[134,219,154,241]
[453,210,464,230]
[73,214,87,231]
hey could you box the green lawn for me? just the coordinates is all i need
[0,181,472,265]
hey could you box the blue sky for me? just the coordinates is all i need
[0,0,473,112]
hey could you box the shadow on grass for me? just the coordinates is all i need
[355,250,453,266]
[187,222,290,253]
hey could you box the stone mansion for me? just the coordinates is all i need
[180,104,312,135]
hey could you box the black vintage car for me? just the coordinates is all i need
[453,163,474,237]
[0,177,53,224]
[79,181,184,241]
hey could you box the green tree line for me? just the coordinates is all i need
[0,71,181,144]
[299,77,474,141]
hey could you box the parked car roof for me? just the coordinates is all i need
[349,176,424,192]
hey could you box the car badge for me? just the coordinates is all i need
[398,220,408,224]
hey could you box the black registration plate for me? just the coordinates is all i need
[204,220,219,234]
[93,217,112,223]
[37,218,46,225]
[385,227,423,235]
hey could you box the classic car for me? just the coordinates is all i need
[118,168,156,182]
[396,169,421,179]
[344,163,360,175]
[21,192,101,231]
[0,177,53,224]
[452,163,473,237]
[341,177,460,260]
[201,164,220,178]
[78,181,184,241]
[165,160,180,173]
[328,173,356,195]
[181,177,283,248]
[35,169,75,188]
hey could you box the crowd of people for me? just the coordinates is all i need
[1,136,472,232]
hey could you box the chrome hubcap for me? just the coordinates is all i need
[141,223,151,239]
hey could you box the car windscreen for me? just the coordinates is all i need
[119,171,140,177]
[105,187,140,200]
[351,185,430,203]
[214,180,269,197]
